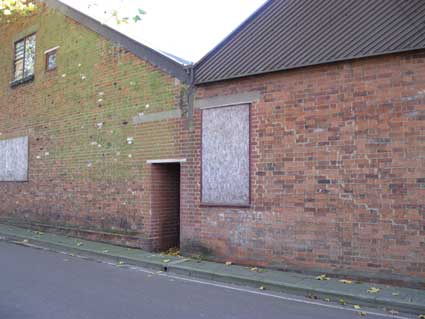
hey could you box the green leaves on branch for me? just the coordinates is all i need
[0,0,37,23]
[112,7,146,25]
[1,1,146,25]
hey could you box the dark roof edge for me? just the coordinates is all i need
[42,0,191,83]
[195,46,425,85]
[194,0,272,69]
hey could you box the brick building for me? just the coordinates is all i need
[1,0,424,283]
[0,0,192,251]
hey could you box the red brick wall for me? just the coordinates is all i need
[186,51,425,279]
[1,4,424,281]
[0,5,188,241]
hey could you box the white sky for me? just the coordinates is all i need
[59,0,267,63]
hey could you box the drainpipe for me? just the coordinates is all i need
[184,64,196,131]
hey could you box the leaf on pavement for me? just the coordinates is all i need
[259,286,265,290]
[163,259,171,263]
[225,261,233,266]
[358,311,367,316]
[354,305,361,310]
[76,242,83,247]
[367,287,380,294]
[315,274,330,281]
[339,299,346,305]
[339,279,353,284]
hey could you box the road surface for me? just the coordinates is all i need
[0,241,408,319]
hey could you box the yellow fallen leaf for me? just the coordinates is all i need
[354,305,361,310]
[339,299,346,305]
[259,286,265,290]
[339,279,353,284]
[225,261,233,266]
[324,298,330,302]
[315,274,330,281]
[163,259,171,263]
[251,267,258,272]
[367,287,380,294]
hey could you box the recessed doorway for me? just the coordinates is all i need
[150,162,181,251]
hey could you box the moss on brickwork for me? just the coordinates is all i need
[0,5,182,182]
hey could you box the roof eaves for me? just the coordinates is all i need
[42,0,191,83]
[195,46,425,85]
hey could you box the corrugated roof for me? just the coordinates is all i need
[195,0,425,84]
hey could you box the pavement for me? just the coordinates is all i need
[0,224,424,318]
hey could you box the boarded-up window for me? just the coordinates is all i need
[0,137,29,182]
[201,104,250,206]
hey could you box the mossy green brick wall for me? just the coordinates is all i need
[0,5,186,235]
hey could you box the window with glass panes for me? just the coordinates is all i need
[13,34,36,81]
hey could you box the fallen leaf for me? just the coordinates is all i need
[339,299,346,305]
[354,305,361,310]
[251,267,258,272]
[259,286,265,290]
[164,247,181,257]
[367,287,380,294]
[339,279,353,284]
[76,242,83,247]
[315,274,330,281]
[225,261,233,266]
[358,311,367,316]
[324,298,330,302]
[163,259,171,263]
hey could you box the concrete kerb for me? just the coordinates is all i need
[1,225,424,316]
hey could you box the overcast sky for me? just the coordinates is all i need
[59,0,267,63]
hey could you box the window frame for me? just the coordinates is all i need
[45,46,59,72]
[200,103,252,208]
[11,33,36,87]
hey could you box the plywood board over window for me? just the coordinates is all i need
[0,136,29,182]
[201,104,250,206]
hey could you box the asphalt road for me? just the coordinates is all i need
[0,241,407,319]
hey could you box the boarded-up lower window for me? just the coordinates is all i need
[201,104,250,206]
[0,136,29,182]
